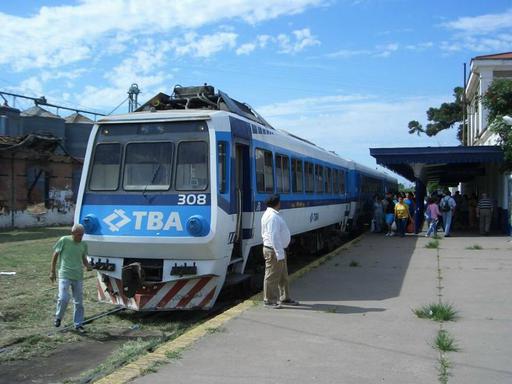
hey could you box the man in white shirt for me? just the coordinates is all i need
[261,195,299,308]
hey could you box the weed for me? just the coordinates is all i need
[413,303,458,322]
[349,260,360,267]
[205,326,226,334]
[76,337,163,382]
[434,330,460,352]
[165,349,183,360]
[465,244,483,250]
[325,307,337,314]
[140,359,167,376]
[438,354,452,384]
[425,239,440,249]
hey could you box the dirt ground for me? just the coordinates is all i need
[0,338,126,384]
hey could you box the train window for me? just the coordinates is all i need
[256,148,274,193]
[217,142,227,193]
[89,143,121,191]
[175,141,208,191]
[123,142,173,191]
[275,154,290,193]
[304,162,314,193]
[324,168,332,193]
[292,158,303,193]
[339,170,346,193]
[333,170,339,194]
[315,164,324,193]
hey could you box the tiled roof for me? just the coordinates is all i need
[473,52,512,60]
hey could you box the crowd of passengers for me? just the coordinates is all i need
[372,190,496,238]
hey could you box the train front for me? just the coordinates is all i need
[75,113,225,311]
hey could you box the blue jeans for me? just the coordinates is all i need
[442,212,453,235]
[56,278,84,327]
[426,219,438,237]
[396,218,407,237]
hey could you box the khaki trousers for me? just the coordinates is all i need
[263,247,290,303]
[479,209,492,234]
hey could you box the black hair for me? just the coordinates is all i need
[266,194,281,208]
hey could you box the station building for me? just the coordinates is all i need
[371,52,512,234]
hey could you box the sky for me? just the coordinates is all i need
[1,0,511,182]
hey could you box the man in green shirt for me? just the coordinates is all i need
[50,224,91,332]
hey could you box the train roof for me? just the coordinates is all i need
[102,85,394,178]
[136,85,274,129]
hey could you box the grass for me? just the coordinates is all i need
[438,354,452,384]
[70,337,164,383]
[465,244,483,250]
[165,349,183,359]
[434,330,460,352]
[425,239,440,249]
[414,303,458,322]
[324,307,337,313]
[0,226,191,364]
[205,326,226,334]
[139,359,168,376]
[349,260,360,267]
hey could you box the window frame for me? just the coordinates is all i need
[174,140,209,192]
[305,161,314,193]
[217,141,228,194]
[88,142,122,191]
[291,158,304,193]
[122,141,174,191]
[255,148,275,193]
[315,164,324,193]
[275,153,291,194]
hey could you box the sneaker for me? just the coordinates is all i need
[54,318,61,328]
[279,299,300,306]
[75,325,86,334]
[263,301,282,309]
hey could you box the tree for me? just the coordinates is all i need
[483,79,512,161]
[407,87,464,141]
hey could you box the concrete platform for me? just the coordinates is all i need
[130,233,512,384]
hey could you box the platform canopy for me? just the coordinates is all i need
[370,146,504,184]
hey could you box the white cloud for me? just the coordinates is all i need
[326,42,400,59]
[277,28,320,53]
[18,77,45,96]
[237,29,319,56]
[236,43,257,55]
[443,8,512,35]
[405,42,434,51]
[256,94,460,168]
[325,49,372,58]
[0,0,324,70]
[374,43,399,57]
[441,8,512,53]
[172,32,238,57]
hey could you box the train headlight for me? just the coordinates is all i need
[82,214,99,234]
[186,215,207,236]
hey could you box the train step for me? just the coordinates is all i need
[224,273,251,287]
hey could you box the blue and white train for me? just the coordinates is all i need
[75,85,397,311]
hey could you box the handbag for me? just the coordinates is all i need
[406,219,415,233]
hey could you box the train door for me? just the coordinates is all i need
[231,140,253,262]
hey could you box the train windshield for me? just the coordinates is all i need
[88,121,209,192]
[124,142,173,190]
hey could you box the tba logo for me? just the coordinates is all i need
[103,209,131,232]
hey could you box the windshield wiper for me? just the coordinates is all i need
[142,164,162,199]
